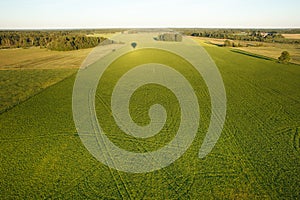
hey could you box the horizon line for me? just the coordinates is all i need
[1,27,300,31]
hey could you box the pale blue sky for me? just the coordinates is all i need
[1,0,299,29]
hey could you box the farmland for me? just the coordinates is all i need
[0,32,300,199]
[282,34,300,39]
[235,44,300,65]
[0,47,92,69]
[192,36,300,64]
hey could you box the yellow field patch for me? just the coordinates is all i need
[0,47,92,70]
[282,34,300,39]
[86,32,118,39]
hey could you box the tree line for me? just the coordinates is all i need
[174,28,300,44]
[190,30,299,44]
[0,30,115,51]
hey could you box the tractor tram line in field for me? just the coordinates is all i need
[89,89,132,200]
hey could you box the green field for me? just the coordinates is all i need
[95,48,210,154]
[0,36,300,199]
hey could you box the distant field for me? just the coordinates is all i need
[193,37,227,46]
[282,34,300,39]
[192,37,264,47]
[0,47,92,70]
[86,33,117,39]
[236,46,300,64]
[192,36,300,64]
[1,34,299,199]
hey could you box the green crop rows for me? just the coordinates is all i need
[0,41,299,199]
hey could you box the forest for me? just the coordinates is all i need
[0,29,123,51]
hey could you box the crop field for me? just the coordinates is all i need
[86,33,117,39]
[0,47,92,69]
[95,48,211,154]
[0,33,300,199]
[282,34,300,39]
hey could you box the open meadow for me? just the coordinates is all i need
[0,32,299,199]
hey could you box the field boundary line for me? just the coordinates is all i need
[293,128,299,151]
[231,49,300,66]
[0,70,77,115]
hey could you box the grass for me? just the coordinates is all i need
[0,47,92,112]
[1,38,300,199]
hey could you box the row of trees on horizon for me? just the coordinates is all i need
[175,28,300,44]
[0,29,299,50]
[0,31,112,51]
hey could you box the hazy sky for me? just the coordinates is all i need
[1,0,299,29]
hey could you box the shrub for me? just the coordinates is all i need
[278,51,291,63]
